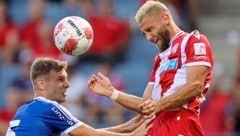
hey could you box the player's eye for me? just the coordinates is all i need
[57,78,64,82]
[146,28,152,32]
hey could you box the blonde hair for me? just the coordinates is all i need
[135,0,169,24]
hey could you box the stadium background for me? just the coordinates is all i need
[0,0,240,135]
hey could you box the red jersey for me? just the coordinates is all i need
[149,30,214,114]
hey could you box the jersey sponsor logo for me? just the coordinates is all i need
[52,107,75,125]
[193,43,206,55]
[193,55,208,60]
[159,58,178,73]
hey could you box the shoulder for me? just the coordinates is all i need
[27,97,63,114]
[184,30,212,51]
[33,97,58,107]
[188,30,210,43]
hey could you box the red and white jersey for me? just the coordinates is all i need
[149,30,214,114]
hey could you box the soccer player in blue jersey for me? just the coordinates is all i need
[5,57,153,136]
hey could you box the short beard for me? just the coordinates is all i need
[159,29,170,52]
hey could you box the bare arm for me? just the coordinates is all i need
[69,124,129,136]
[142,83,154,100]
[88,72,154,113]
[114,83,153,113]
[101,114,143,133]
[140,65,210,114]
[68,117,153,136]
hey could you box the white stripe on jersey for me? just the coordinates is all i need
[9,120,20,128]
[180,31,194,66]
[64,122,83,134]
[186,61,211,67]
[164,68,187,97]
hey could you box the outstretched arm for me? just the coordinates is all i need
[101,114,143,133]
[88,72,154,114]
[69,117,153,136]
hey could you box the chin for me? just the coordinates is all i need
[57,98,66,104]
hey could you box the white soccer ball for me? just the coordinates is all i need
[54,16,94,56]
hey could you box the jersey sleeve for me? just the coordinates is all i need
[185,31,214,67]
[44,102,83,134]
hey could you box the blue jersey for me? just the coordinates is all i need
[6,97,83,136]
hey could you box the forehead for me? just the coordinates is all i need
[49,69,68,78]
[140,14,158,31]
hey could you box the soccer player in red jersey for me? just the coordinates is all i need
[88,1,214,136]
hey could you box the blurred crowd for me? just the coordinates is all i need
[0,0,239,135]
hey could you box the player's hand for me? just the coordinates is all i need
[139,99,160,115]
[88,72,114,97]
[130,115,154,136]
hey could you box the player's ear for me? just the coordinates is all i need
[36,77,46,90]
[162,12,170,25]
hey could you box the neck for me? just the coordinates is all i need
[169,22,181,39]
[34,90,47,98]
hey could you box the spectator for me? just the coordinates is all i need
[0,0,21,106]
[79,0,131,64]
[0,0,20,63]
[0,0,19,50]
[0,60,33,135]
[20,0,46,49]
[31,19,61,59]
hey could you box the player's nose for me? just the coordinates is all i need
[64,80,70,88]
[146,33,153,43]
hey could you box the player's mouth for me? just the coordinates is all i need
[62,91,67,96]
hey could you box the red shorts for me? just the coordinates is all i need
[147,109,204,136]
